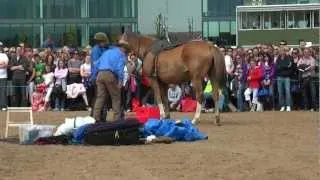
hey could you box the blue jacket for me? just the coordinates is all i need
[97,47,126,82]
[90,45,108,82]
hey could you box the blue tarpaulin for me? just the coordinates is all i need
[142,118,208,141]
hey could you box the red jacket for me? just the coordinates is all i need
[247,66,263,89]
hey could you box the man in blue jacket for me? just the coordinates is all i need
[90,32,110,120]
[91,32,109,82]
[92,41,130,122]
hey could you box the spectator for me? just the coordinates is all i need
[244,58,263,112]
[34,54,45,85]
[0,48,9,111]
[168,84,182,111]
[53,60,68,111]
[68,50,82,84]
[259,54,275,110]
[45,54,56,70]
[43,65,54,110]
[8,46,29,107]
[203,79,214,112]
[233,54,247,112]
[275,47,293,112]
[297,48,317,111]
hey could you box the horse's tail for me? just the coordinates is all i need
[208,42,227,89]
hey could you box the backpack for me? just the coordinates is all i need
[83,119,143,146]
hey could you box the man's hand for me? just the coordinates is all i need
[117,82,122,89]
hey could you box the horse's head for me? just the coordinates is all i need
[118,32,156,60]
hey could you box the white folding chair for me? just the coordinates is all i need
[5,107,34,138]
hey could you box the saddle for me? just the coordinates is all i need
[149,40,182,55]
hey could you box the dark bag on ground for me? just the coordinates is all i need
[83,118,143,146]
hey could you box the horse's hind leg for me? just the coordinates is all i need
[159,83,170,119]
[191,79,203,125]
[212,87,222,126]
[151,79,166,118]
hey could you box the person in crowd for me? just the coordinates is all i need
[275,47,293,112]
[45,54,56,70]
[80,55,93,104]
[34,54,45,85]
[124,53,143,112]
[53,60,68,111]
[68,50,82,84]
[92,41,129,122]
[297,47,317,111]
[244,58,263,112]
[233,54,247,112]
[43,65,54,111]
[168,84,182,111]
[8,46,29,107]
[259,54,275,110]
[0,47,9,111]
[202,78,214,112]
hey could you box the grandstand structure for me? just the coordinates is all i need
[236,3,320,46]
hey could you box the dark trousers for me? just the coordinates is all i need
[301,77,317,110]
[12,78,27,107]
[68,75,82,84]
[93,71,124,122]
[0,78,7,109]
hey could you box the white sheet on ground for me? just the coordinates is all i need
[54,116,95,136]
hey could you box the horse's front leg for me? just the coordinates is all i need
[151,79,166,119]
[191,79,203,125]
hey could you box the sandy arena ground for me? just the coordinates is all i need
[0,111,319,180]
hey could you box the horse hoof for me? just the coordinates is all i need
[192,119,199,125]
[215,117,221,126]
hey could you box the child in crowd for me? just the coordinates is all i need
[53,60,68,111]
[244,58,263,112]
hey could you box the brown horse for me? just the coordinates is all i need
[119,32,226,125]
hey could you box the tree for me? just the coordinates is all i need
[63,25,78,47]
[154,13,166,39]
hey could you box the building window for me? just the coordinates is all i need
[220,21,230,33]
[43,0,81,19]
[314,10,319,28]
[241,12,262,29]
[231,21,236,35]
[0,24,40,47]
[288,11,311,29]
[0,0,40,19]
[208,21,219,37]
[44,24,83,47]
[89,0,133,18]
[263,11,285,29]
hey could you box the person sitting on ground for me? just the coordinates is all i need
[202,78,214,112]
[168,84,182,111]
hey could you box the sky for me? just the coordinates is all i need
[138,0,202,34]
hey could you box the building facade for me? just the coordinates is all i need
[237,2,320,46]
[202,0,320,46]
[0,0,138,47]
